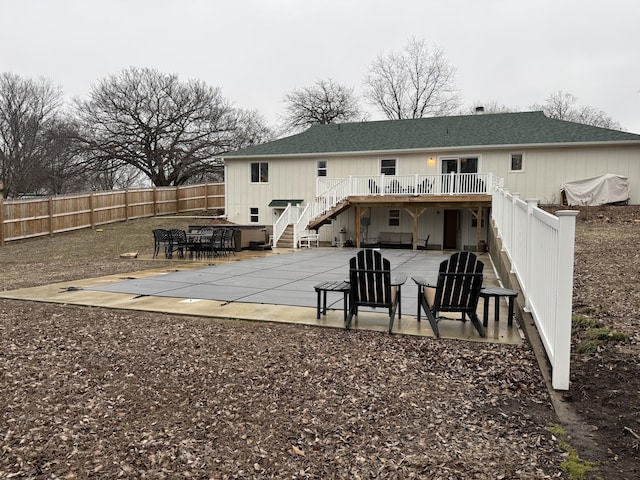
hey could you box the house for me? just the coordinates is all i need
[223,111,640,249]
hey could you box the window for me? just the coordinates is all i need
[380,158,396,175]
[471,217,485,228]
[442,156,478,173]
[510,153,524,172]
[388,209,400,227]
[249,207,259,223]
[441,156,480,193]
[317,160,327,177]
[250,162,269,183]
[460,157,478,173]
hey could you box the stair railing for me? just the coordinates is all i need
[273,203,304,247]
[293,204,312,248]
[311,176,354,219]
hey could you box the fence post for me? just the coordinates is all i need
[524,199,539,311]
[508,193,520,271]
[89,193,95,228]
[553,210,579,390]
[48,196,54,237]
[0,196,4,246]
[124,189,129,222]
[153,187,158,216]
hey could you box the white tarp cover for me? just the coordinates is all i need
[561,173,630,206]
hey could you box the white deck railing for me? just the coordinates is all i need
[312,173,500,222]
[276,173,501,247]
[492,188,578,390]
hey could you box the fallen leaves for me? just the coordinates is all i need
[0,304,564,478]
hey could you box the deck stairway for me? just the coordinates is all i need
[307,200,351,230]
[277,225,295,248]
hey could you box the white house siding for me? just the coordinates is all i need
[225,153,486,249]
[225,157,318,224]
[479,144,640,204]
[225,143,639,248]
[225,153,440,225]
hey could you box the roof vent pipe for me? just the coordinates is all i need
[475,106,485,114]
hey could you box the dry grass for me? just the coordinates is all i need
[0,216,216,290]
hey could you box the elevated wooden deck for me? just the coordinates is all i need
[308,194,492,238]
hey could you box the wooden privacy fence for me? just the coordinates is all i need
[0,183,225,244]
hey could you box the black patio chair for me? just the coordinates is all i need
[368,179,380,194]
[210,227,225,256]
[169,229,189,259]
[221,227,238,255]
[412,251,486,338]
[416,178,433,194]
[346,249,407,334]
[152,229,171,258]
[385,179,403,194]
[188,226,214,259]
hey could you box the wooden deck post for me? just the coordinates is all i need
[405,207,426,250]
[476,206,482,251]
[355,205,361,248]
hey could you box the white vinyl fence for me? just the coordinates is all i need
[492,189,578,390]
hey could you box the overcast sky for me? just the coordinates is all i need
[2,0,639,134]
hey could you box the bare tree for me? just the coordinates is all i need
[281,79,363,132]
[231,108,274,149]
[183,108,274,184]
[74,67,264,187]
[86,160,145,191]
[39,117,87,194]
[531,90,621,129]
[0,73,63,197]
[364,38,461,120]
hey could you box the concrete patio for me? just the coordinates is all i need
[0,248,522,343]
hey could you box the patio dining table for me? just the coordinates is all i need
[186,230,215,258]
[187,231,214,241]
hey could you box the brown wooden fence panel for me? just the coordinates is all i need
[126,188,156,220]
[176,185,205,213]
[207,183,225,211]
[0,183,224,244]
[154,188,178,216]
[51,194,93,234]
[3,197,51,241]
[90,191,127,225]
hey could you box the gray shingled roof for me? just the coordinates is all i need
[225,111,640,158]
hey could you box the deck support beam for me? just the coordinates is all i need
[405,207,427,250]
